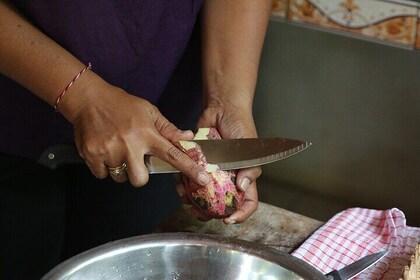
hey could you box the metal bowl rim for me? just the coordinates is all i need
[42,232,326,280]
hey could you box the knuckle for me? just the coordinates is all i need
[166,146,184,162]
[82,141,99,158]
[83,138,118,162]
[90,167,107,179]
[192,164,203,175]
[142,101,157,115]
[131,172,149,188]
[147,102,158,112]
[102,138,115,155]
[160,119,176,131]
[155,117,175,133]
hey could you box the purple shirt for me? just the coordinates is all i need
[0,1,204,160]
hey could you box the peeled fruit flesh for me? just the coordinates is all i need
[180,128,245,219]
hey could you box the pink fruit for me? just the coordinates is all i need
[180,128,245,219]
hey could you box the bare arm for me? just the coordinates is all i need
[198,0,272,223]
[201,0,271,111]
[0,0,210,188]
[0,0,97,121]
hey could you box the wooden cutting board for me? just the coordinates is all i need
[157,202,323,253]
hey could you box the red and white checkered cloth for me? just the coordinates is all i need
[292,208,420,279]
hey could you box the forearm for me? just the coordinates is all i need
[0,0,103,121]
[201,0,271,110]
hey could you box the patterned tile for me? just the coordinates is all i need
[271,0,289,19]
[277,0,419,48]
[415,7,420,48]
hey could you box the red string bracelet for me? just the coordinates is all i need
[54,62,92,112]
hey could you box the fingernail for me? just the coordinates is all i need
[198,172,210,186]
[184,129,193,134]
[227,219,236,225]
[182,130,194,138]
[240,177,251,192]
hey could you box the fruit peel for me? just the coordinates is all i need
[181,128,245,219]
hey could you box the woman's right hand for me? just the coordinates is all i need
[0,1,209,188]
[62,77,210,188]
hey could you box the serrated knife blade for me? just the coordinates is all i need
[38,138,311,172]
[146,138,311,174]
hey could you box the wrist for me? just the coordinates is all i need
[57,70,107,123]
[204,89,254,112]
[54,63,92,112]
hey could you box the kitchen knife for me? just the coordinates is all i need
[37,138,311,172]
[325,251,388,280]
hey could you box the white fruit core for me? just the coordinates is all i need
[205,164,218,173]
[193,128,211,140]
[178,141,196,150]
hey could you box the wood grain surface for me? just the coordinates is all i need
[157,202,323,253]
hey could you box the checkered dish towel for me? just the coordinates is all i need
[292,208,420,280]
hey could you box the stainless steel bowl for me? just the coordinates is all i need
[42,233,326,280]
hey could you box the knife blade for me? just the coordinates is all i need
[325,251,388,280]
[37,138,311,172]
[148,138,310,173]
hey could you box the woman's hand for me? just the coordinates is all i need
[198,103,261,224]
[177,100,261,225]
[186,0,270,223]
[66,79,210,188]
[1,0,206,189]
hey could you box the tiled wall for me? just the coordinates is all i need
[271,0,420,49]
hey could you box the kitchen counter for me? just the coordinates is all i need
[157,202,323,253]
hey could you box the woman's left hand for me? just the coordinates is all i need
[177,102,261,225]
[181,0,270,225]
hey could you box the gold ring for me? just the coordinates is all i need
[108,162,127,177]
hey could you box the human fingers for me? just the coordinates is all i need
[149,114,211,188]
[78,142,109,180]
[76,131,131,183]
[124,149,149,187]
[106,162,129,183]
[197,105,257,139]
[83,151,129,183]
[154,111,194,142]
[224,181,258,224]
[106,125,208,189]
[175,174,190,204]
[84,159,108,179]
[222,165,261,224]
[235,166,262,192]
[150,135,210,187]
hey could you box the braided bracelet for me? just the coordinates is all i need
[54,62,92,112]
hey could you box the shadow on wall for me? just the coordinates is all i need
[254,21,420,226]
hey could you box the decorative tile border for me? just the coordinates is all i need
[272,0,288,19]
[271,0,420,49]
[416,7,420,48]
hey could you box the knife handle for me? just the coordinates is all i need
[38,144,83,169]
[37,144,179,174]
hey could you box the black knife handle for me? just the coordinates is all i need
[38,144,84,169]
